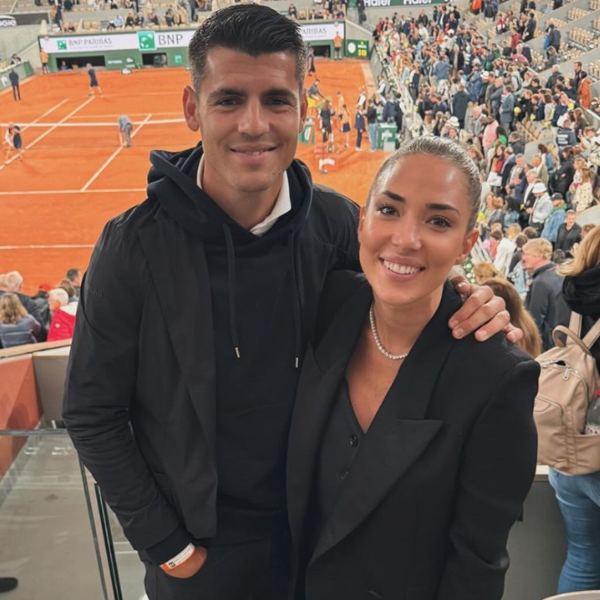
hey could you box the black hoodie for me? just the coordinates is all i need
[147,144,359,544]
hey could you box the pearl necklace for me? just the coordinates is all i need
[369,304,409,361]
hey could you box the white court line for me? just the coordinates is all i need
[0,96,95,172]
[0,188,146,196]
[21,98,71,134]
[0,244,95,250]
[0,118,184,128]
[0,98,70,172]
[81,113,153,192]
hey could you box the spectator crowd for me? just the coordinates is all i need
[372,3,600,355]
[0,269,81,350]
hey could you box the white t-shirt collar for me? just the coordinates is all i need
[196,154,291,237]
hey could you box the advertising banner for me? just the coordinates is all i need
[300,22,345,42]
[363,0,445,6]
[41,23,345,55]
[345,39,369,58]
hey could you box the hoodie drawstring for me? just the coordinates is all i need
[223,224,241,359]
[287,231,303,369]
[223,224,303,369]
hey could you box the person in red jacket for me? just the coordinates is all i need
[47,288,77,341]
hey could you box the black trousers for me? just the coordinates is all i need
[143,532,291,600]
[12,84,20,101]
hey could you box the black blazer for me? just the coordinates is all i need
[287,273,539,600]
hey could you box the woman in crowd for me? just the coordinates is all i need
[474,260,503,284]
[551,225,600,593]
[0,293,40,348]
[287,137,538,600]
[494,223,521,275]
[572,166,595,213]
[485,277,541,357]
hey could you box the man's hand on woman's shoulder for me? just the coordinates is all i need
[449,275,523,344]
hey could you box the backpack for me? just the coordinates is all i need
[534,312,600,475]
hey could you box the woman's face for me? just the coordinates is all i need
[358,154,478,311]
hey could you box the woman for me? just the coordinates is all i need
[572,166,594,213]
[551,225,600,593]
[340,104,351,149]
[494,222,521,274]
[287,137,539,600]
[485,277,541,356]
[0,293,40,348]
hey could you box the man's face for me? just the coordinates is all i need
[522,247,546,273]
[566,212,576,226]
[183,48,307,204]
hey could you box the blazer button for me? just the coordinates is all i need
[349,434,359,447]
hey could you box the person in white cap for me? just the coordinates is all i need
[527,181,552,235]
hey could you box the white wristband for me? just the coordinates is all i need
[160,543,195,571]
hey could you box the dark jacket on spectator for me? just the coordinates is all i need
[452,90,469,123]
[555,222,582,254]
[525,262,563,350]
[0,290,46,341]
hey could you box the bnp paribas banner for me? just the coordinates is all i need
[364,0,445,6]
[40,30,196,53]
[40,23,345,54]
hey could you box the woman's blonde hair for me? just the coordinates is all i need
[559,225,600,277]
[485,278,542,357]
[506,223,522,240]
[473,261,502,284]
[0,293,27,325]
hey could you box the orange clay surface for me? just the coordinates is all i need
[0,59,389,295]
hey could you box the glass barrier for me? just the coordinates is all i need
[0,429,114,600]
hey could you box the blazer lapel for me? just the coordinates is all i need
[287,283,372,550]
[137,212,217,458]
[312,282,462,562]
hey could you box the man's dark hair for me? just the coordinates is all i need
[188,5,306,92]
[66,268,81,282]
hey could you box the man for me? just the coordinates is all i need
[66,268,82,298]
[545,64,562,90]
[8,70,20,101]
[523,238,563,350]
[499,85,515,130]
[555,209,582,255]
[489,77,504,119]
[529,155,547,188]
[545,22,561,54]
[333,32,342,60]
[87,63,103,96]
[451,82,469,129]
[527,181,552,235]
[556,118,577,154]
[573,61,583,92]
[63,7,517,600]
[118,115,133,148]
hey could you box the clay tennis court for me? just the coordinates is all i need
[0,59,388,295]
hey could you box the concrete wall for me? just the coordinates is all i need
[0,23,40,59]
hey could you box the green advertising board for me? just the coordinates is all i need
[299,119,316,145]
[364,0,445,6]
[345,40,369,59]
[376,123,397,151]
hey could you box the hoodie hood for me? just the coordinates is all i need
[146,143,313,367]
[563,265,600,318]
[147,143,313,247]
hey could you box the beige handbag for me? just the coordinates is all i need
[534,312,600,475]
